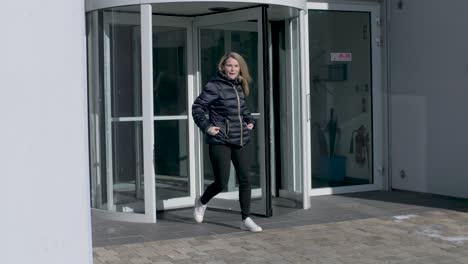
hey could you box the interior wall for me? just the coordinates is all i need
[389,0,468,198]
[1,0,93,263]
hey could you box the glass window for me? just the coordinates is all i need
[309,10,373,188]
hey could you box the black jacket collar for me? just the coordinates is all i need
[215,70,241,86]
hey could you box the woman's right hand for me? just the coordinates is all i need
[207,126,221,136]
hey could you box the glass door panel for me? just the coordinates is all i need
[152,18,192,209]
[271,16,304,207]
[98,10,145,214]
[111,122,144,212]
[309,10,373,189]
[154,120,189,200]
[196,7,269,216]
[89,7,194,219]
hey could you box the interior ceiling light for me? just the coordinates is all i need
[208,7,230,12]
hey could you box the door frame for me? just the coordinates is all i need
[270,14,307,208]
[96,5,156,223]
[98,6,197,221]
[305,1,385,196]
[151,14,197,210]
[193,6,272,216]
[101,10,198,215]
[95,5,274,221]
[97,5,198,221]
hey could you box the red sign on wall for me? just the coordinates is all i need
[331,52,352,62]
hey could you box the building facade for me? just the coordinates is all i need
[3,0,468,263]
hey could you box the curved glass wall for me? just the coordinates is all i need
[87,6,193,214]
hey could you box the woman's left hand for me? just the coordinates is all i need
[246,123,254,130]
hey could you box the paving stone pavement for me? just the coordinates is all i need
[93,209,468,264]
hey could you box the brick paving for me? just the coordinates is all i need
[93,209,468,264]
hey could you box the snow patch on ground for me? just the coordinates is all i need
[415,226,468,245]
[392,214,419,223]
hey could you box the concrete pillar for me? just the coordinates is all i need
[0,1,93,263]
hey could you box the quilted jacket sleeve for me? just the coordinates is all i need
[192,82,219,133]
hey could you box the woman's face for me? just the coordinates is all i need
[223,57,240,79]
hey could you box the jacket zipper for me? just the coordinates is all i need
[225,119,230,138]
[232,85,243,145]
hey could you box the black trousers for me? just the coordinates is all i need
[200,144,251,220]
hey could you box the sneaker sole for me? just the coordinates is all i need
[240,225,262,232]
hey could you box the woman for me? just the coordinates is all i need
[191,52,262,232]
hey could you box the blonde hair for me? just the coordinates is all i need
[218,52,252,96]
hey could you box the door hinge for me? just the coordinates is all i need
[376,17,382,26]
[378,166,385,176]
[376,37,383,47]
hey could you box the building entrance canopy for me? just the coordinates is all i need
[86,0,307,13]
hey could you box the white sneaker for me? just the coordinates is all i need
[193,197,207,223]
[241,217,263,232]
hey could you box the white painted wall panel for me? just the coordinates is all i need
[390,95,427,193]
[0,1,92,263]
[389,0,468,198]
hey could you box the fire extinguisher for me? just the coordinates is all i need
[349,125,369,168]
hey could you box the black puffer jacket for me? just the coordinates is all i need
[192,71,255,147]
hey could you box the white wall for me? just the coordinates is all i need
[0,1,93,264]
[389,0,468,198]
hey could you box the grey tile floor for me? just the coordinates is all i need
[92,190,468,247]
[94,209,468,264]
